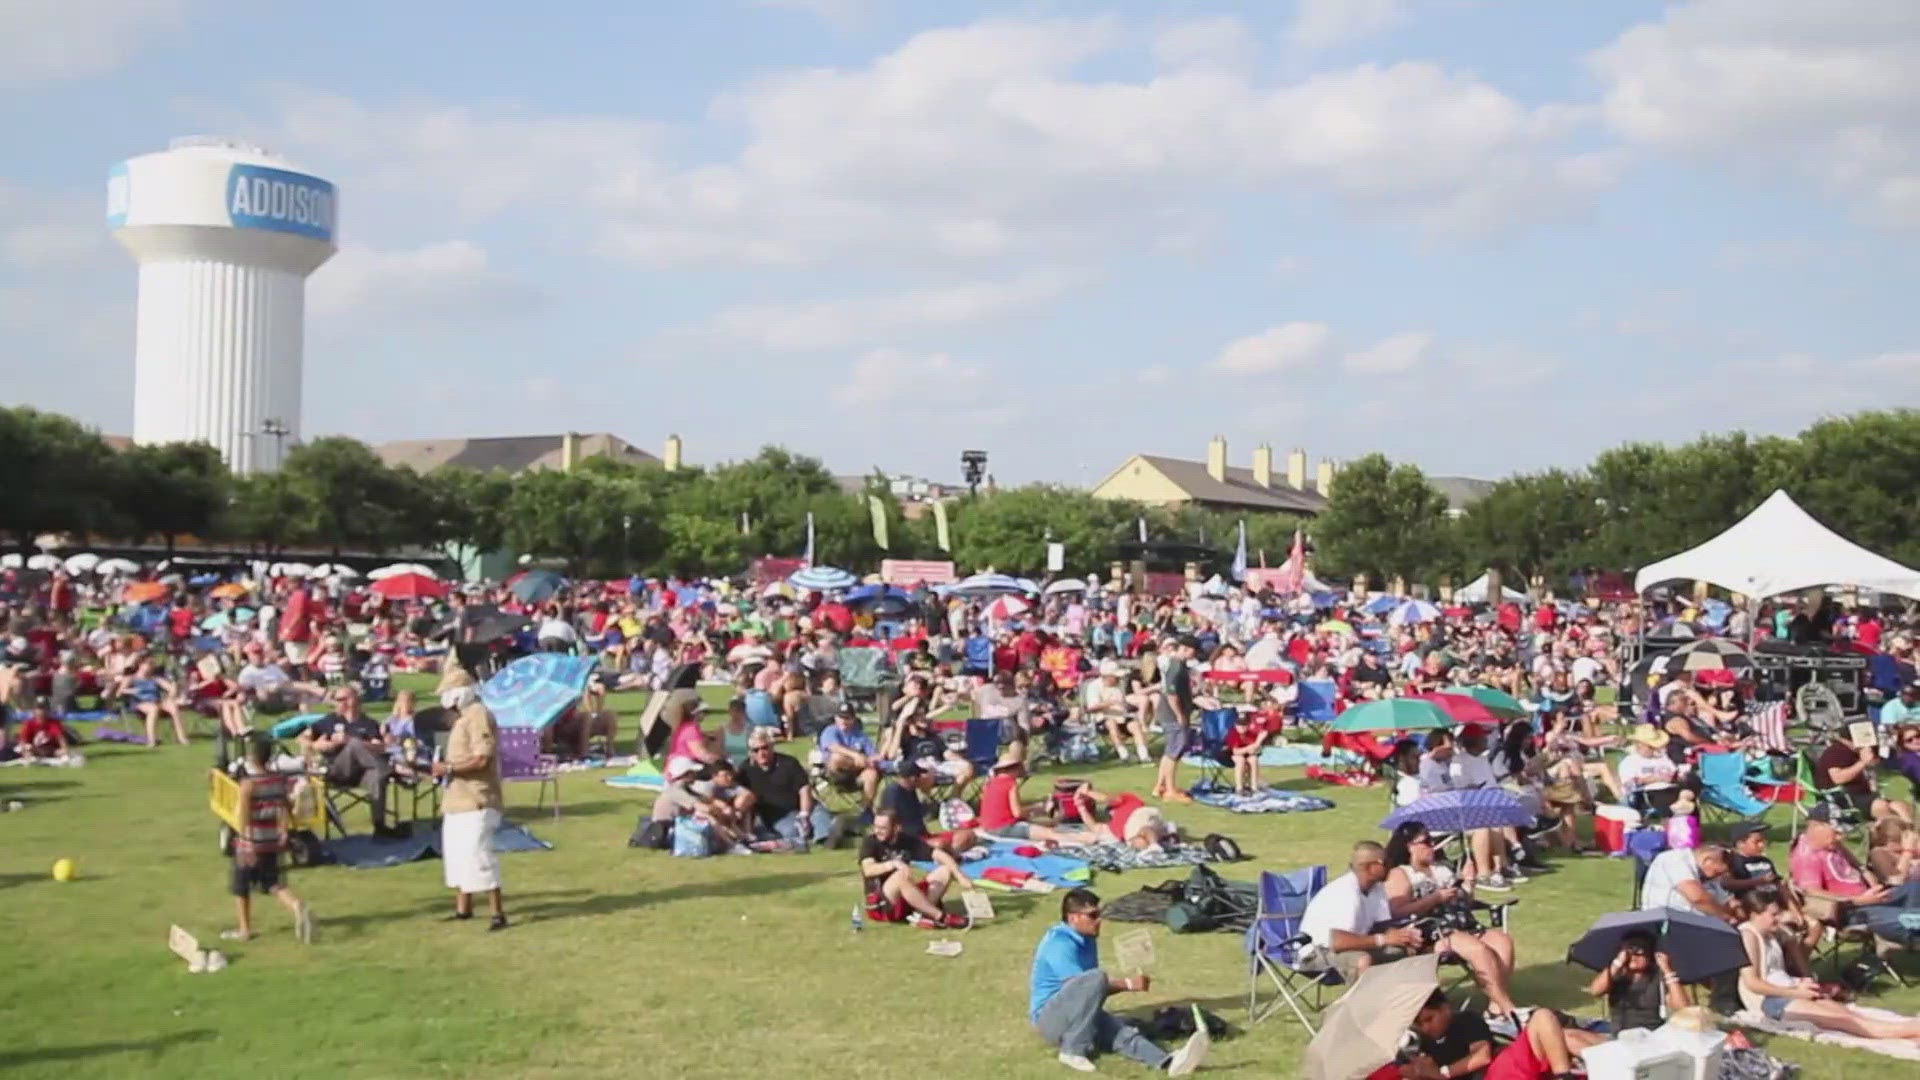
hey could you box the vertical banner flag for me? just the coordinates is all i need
[740,511,750,535]
[868,496,890,550]
[1136,517,1147,544]
[1231,520,1248,582]
[933,500,952,552]
[1046,542,1065,573]
[802,512,816,566]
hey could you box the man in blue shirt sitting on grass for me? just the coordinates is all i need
[1029,888,1207,1075]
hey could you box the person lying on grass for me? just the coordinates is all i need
[1402,989,1605,1080]
[976,753,1100,847]
[858,810,970,929]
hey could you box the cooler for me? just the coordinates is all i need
[1596,804,1641,854]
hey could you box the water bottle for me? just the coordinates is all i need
[850,903,865,934]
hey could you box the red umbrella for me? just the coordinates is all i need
[1408,692,1504,728]
[371,572,448,600]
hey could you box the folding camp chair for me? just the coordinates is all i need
[1191,707,1236,789]
[1792,748,1864,832]
[499,727,560,819]
[943,718,1002,803]
[1247,866,1340,1031]
[961,634,994,678]
[1292,679,1339,736]
[1697,750,1770,824]
[839,647,897,717]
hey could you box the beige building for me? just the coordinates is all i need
[1091,438,1332,514]
[376,432,683,474]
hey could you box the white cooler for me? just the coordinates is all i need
[1579,1024,1727,1080]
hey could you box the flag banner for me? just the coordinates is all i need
[933,500,952,552]
[1231,520,1248,582]
[1046,542,1064,573]
[868,496,890,550]
[803,511,816,566]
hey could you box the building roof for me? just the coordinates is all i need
[375,433,658,474]
[1428,475,1495,512]
[1133,454,1328,514]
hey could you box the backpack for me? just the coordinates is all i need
[1104,879,1186,924]
[629,818,673,850]
[1168,865,1258,932]
[671,816,714,858]
[1202,833,1243,862]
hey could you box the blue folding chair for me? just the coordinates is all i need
[1292,679,1339,735]
[743,689,781,730]
[962,634,994,677]
[1246,866,1340,1031]
[1697,750,1769,822]
[1189,707,1237,790]
[945,717,1002,801]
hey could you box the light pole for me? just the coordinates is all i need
[961,450,988,497]
[244,417,291,470]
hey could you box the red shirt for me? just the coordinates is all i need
[1226,724,1264,751]
[169,607,196,639]
[19,717,65,746]
[281,587,313,643]
[977,773,1023,830]
[1107,793,1147,841]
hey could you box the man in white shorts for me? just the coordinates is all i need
[432,666,508,931]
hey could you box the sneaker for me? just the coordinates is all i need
[1057,1052,1097,1073]
[487,914,509,932]
[1167,1029,1209,1076]
[1478,874,1513,892]
[218,929,253,941]
[942,911,969,930]
[1505,867,1531,884]
[295,902,314,945]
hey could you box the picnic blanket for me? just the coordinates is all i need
[323,822,552,869]
[1188,784,1334,814]
[605,760,666,790]
[916,841,1091,889]
[1734,1006,1920,1062]
[1051,841,1217,874]
[1257,743,1359,769]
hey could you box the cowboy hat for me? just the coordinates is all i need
[436,665,475,694]
[991,751,1027,773]
[1628,724,1670,749]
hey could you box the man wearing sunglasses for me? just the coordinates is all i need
[1030,888,1207,1075]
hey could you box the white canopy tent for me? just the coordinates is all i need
[1633,489,1920,601]
[1456,572,1526,604]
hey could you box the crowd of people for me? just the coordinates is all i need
[7,557,1920,1075]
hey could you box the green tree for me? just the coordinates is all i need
[1453,469,1598,585]
[223,471,309,556]
[117,441,231,554]
[1782,409,1920,567]
[948,487,1136,575]
[280,436,419,554]
[1311,453,1452,586]
[0,407,124,552]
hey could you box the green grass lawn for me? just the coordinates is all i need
[2,676,1917,1079]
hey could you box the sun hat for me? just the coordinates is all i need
[991,751,1027,773]
[1099,659,1123,677]
[1628,724,1670,749]
[436,665,475,694]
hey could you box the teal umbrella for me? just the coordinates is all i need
[1328,698,1454,733]
[1438,686,1529,720]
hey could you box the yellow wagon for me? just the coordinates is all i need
[209,767,327,866]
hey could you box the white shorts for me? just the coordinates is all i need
[283,641,311,664]
[442,808,502,893]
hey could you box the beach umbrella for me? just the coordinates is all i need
[200,607,256,631]
[1567,908,1747,983]
[270,561,315,578]
[63,553,101,574]
[1408,692,1503,728]
[845,584,914,617]
[1437,686,1530,720]
[1045,578,1087,596]
[371,572,448,601]
[209,582,250,600]
[1328,698,1453,734]
[481,653,599,730]
[1382,788,1535,833]
[368,562,437,581]
[1303,953,1442,1080]
[0,554,20,569]
[761,580,795,599]
[124,581,169,603]
[1014,577,1042,595]
[97,557,140,577]
[985,595,1031,621]
[26,554,60,571]
[947,572,1028,597]
[1387,599,1441,626]
[789,565,857,592]
[1669,637,1752,674]
[1316,619,1356,637]
[508,568,567,604]
[1363,595,1400,616]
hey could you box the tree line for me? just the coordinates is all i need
[5,404,1917,589]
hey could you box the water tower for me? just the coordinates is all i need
[109,137,338,473]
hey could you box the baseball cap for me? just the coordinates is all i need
[666,758,701,782]
[896,760,925,780]
[1729,821,1769,843]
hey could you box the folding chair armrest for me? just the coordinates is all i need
[1281,931,1312,949]
[1799,891,1851,923]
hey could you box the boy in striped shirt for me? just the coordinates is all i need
[223,734,313,943]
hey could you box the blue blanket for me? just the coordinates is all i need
[323,822,552,869]
[1258,744,1352,768]
[1189,783,1335,814]
[916,841,1091,888]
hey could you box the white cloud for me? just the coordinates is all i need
[1213,322,1333,375]
[0,0,189,86]
[1592,0,1920,227]
[310,241,537,324]
[695,270,1078,351]
[1287,0,1408,50]
[832,349,986,407]
[1343,330,1434,374]
[1854,350,1920,377]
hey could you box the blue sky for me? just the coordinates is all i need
[4,0,1918,487]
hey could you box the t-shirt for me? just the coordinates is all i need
[818,724,875,758]
[1298,870,1392,952]
[308,715,343,743]
[1225,724,1264,751]
[1728,852,1779,886]
[344,713,381,741]
[238,663,291,696]
[1882,698,1919,727]
[1609,974,1666,1033]
[1639,848,1704,912]
[443,702,503,814]
[899,730,945,767]
[1030,922,1099,1021]
[650,784,702,822]
[857,830,933,891]
[1620,752,1679,792]
[977,773,1022,830]
[1155,659,1194,727]
[18,717,65,746]
[1789,839,1870,898]
[737,752,808,827]
[1416,1007,1493,1072]
[878,781,930,837]
[1815,741,1872,798]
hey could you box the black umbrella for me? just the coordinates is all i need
[1566,907,1747,983]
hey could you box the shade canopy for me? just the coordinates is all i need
[1454,572,1525,603]
[1633,490,1920,601]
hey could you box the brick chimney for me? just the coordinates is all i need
[1286,447,1307,490]
[1206,435,1227,484]
[1316,458,1337,498]
[663,433,683,471]
[1252,444,1273,488]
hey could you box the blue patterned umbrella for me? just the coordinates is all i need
[1380,788,1533,833]
[480,654,598,730]
[789,565,856,592]
[508,568,567,604]
[1388,599,1441,625]
[946,572,1028,597]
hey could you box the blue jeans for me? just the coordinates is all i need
[1033,970,1169,1067]
[1856,881,1920,940]
[757,807,836,847]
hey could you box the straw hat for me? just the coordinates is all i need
[1628,724,1670,749]
[991,751,1027,773]
[436,664,475,694]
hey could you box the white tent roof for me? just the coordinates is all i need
[1457,572,1525,603]
[1633,489,1920,601]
